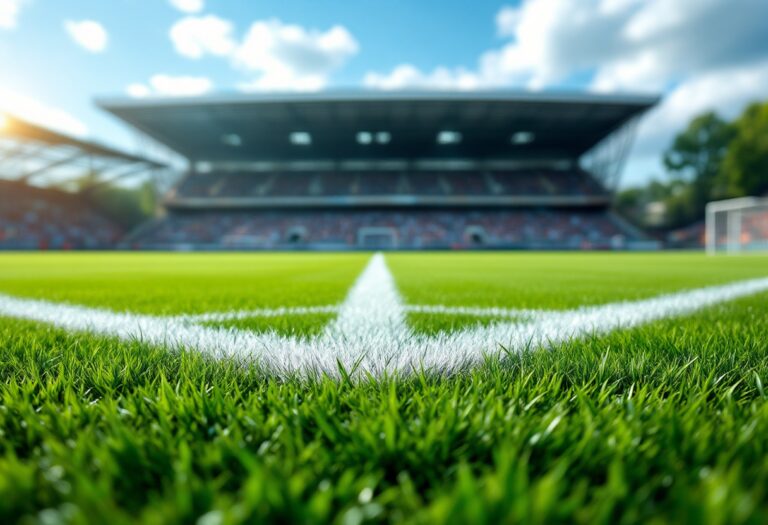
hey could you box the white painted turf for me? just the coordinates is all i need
[1,253,767,377]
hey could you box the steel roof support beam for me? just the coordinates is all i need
[82,162,155,193]
[19,152,85,182]
[0,143,53,164]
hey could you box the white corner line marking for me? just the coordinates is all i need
[176,305,340,323]
[0,253,766,377]
[321,252,410,343]
[176,304,540,323]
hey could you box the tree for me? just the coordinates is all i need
[616,103,768,231]
[722,101,768,197]
[88,182,157,228]
[662,112,735,221]
[70,173,157,229]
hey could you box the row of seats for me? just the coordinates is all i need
[173,170,607,199]
[0,180,122,250]
[134,209,631,249]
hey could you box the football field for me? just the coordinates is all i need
[1,252,768,523]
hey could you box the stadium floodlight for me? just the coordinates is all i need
[511,131,535,144]
[221,133,242,147]
[706,196,768,255]
[356,131,373,145]
[437,130,462,144]
[290,131,312,146]
[375,131,391,144]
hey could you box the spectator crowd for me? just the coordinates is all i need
[0,180,122,250]
[136,209,630,250]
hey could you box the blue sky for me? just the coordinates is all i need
[1,0,767,186]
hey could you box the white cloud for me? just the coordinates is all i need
[0,0,24,29]
[169,0,204,14]
[232,20,359,91]
[635,60,768,155]
[367,0,768,92]
[64,20,108,53]
[170,15,236,59]
[126,83,151,98]
[169,15,358,91]
[364,64,481,91]
[590,50,663,93]
[495,6,520,37]
[127,75,213,98]
[0,87,88,137]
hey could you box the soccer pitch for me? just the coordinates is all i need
[1,252,768,523]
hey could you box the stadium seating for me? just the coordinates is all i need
[131,209,631,250]
[171,169,608,200]
[0,180,122,250]
[0,170,636,251]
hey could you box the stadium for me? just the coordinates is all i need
[2,1,768,523]
[1,91,659,251]
[105,90,656,251]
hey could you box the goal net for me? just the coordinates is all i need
[706,197,768,254]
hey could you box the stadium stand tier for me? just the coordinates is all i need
[0,180,122,249]
[170,169,607,199]
[132,208,630,250]
[97,90,658,250]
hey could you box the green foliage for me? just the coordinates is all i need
[618,101,768,230]
[663,112,733,190]
[86,182,158,229]
[722,101,768,197]
[67,173,159,230]
[1,253,768,523]
[616,112,734,228]
[616,180,690,229]
[657,112,735,227]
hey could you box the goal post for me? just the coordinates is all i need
[706,196,768,254]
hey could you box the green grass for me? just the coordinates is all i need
[388,252,768,308]
[0,253,369,314]
[203,314,336,338]
[1,252,768,524]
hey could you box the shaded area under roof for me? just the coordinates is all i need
[97,90,659,163]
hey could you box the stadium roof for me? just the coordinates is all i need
[98,90,659,162]
[0,112,164,187]
[0,113,163,166]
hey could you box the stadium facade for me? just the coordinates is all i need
[99,90,659,250]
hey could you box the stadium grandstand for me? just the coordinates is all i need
[0,113,163,249]
[6,90,660,251]
[99,91,657,250]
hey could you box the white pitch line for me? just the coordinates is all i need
[175,303,538,323]
[321,252,410,343]
[405,304,541,320]
[176,305,339,323]
[0,254,767,377]
[415,276,768,374]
